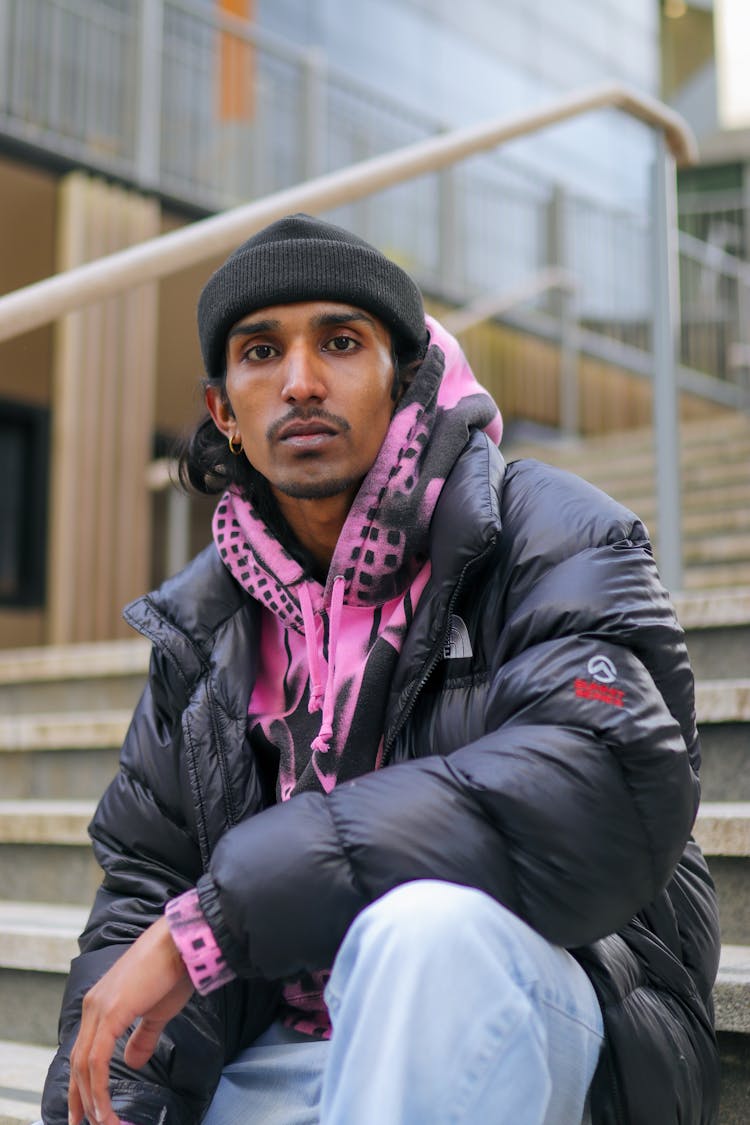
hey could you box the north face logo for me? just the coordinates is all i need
[443,615,473,660]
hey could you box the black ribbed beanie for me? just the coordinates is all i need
[197,213,428,380]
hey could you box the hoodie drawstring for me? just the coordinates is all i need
[299,584,325,712]
[299,575,346,754]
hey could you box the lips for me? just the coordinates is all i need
[276,419,339,442]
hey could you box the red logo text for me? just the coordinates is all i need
[574,678,625,708]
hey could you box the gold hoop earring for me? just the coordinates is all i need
[228,434,243,455]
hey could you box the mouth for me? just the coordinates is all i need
[276,420,340,447]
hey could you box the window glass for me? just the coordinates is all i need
[0,404,48,606]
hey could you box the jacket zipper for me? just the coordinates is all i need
[382,541,496,765]
[131,599,239,856]
[205,677,238,830]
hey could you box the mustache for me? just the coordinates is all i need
[267,407,351,441]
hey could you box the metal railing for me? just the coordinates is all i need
[0,83,697,588]
[0,0,692,337]
[4,0,750,411]
[0,84,696,337]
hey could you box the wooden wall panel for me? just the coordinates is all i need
[48,174,160,643]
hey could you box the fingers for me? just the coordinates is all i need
[69,989,121,1125]
[67,1073,84,1125]
[67,916,193,1124]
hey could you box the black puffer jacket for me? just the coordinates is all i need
[43,437,721,1125]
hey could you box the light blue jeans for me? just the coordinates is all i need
[203,880,604,1125]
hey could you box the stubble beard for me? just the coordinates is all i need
[273,471,363,501]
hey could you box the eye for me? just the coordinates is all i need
[324,334,359,353]
[242,342,277,362]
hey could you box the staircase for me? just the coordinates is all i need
[0,642,147,1125]
[1,414,749,1123]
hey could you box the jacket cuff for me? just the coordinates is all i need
[196,871,250,978]
[165,889,236,995]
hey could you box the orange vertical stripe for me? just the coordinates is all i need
[218,0,255,120]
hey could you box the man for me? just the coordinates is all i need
[42,214,720,1125]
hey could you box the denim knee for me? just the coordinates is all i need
[342,878,520,957]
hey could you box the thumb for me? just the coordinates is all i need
[122,975,194,1069]
[123,1014,169,1070]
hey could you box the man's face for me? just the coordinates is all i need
[207,301,397,507]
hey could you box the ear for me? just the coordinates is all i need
[205,384,235,439]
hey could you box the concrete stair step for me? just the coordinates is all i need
[0,801,98,905]
[674,588,750,629]
[675,588,750,680]
[679,535,750,571]
[506,411,750,464]
[0,902,87,1047]
[694,680,750,801]
[714,948,750,1123]
[683,562,750,590]
[0,640,149,715]
[680,507,750,538]
[694,803,750,947]
[0,902,87,974]
[0,712,132,752]
[696,802,750,857]
[0,802,95,846]
[695,681,750,723]
[681,532,750,567]
[0,1039,53,1125]
[508,423,750,482]
[553,444,750,487]
[715,945,750,1035]
[636,482,750,526]
[0,712,128,799]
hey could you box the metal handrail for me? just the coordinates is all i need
[679,228,750,285]
[442,267,577,336]
[0,83,696,344]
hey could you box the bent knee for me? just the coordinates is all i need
[351,879,522,951]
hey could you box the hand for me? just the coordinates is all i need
[68,914,194,1125]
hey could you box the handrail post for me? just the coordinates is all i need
[439,154,462,294]
[559,282,579,438]
[651,131,683,591]
[549,186,579,437]
[166,487,191,577]
[303,46,328,181]
[136,0,164,189]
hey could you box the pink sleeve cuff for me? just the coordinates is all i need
[165,888,236,995]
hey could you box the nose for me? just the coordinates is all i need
[281,342,327,403]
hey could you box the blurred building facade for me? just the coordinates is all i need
[660,0,750,415]
[0,0,740,647]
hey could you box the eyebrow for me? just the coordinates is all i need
[310,310,379,332]
[226,317,282,342]
[226,308,380,343]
